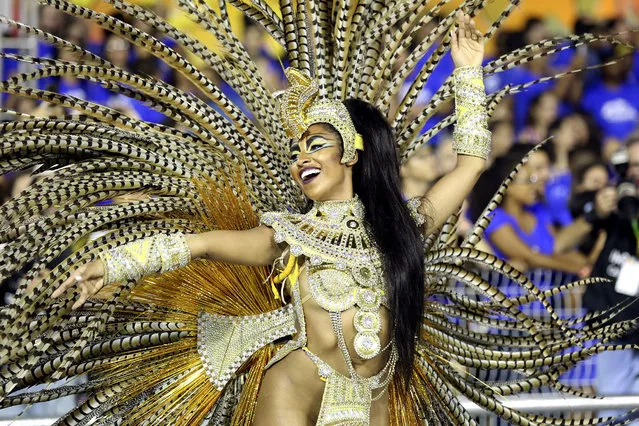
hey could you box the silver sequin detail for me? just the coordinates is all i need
[452,65,491,160]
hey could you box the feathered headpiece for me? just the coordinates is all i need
[277,68,363,163]
[0,0,634,425]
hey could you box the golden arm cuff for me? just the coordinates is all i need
[99,232,191,286]
[452,65,491,160]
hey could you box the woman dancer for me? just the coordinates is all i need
[48,14,485,425]
[0,1,634,425]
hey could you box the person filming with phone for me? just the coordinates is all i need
[582,138,639,422]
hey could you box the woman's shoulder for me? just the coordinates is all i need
[260,211,303,248]
[485,207,516,235]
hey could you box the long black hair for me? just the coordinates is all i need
[344,98,426,386]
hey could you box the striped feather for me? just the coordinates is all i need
[0,0,636,424]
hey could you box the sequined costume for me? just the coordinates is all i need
[261,198,396,423]
[0,0,636,425]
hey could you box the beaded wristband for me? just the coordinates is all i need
[452,65,491,160]
[99,232,191,286]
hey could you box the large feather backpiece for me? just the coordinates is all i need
[0,0,637,425]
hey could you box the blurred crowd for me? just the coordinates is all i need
[399,14,639,278]
[1,7,639,291]
[2,5,639,293]
[2,4,639,406]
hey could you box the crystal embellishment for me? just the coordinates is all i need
[354,310,381,333]
[261,196,388,363]
[357,288,379,310]
[452,65,491,160]
[308,270,357,312]
[352,263,377,288]
[354,332,381,360]
[290,245,303,256]
[197,306,297,390]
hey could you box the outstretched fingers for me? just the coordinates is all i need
[451,26,459,50]
[71,278,103,310]
[463,13,472,39]
[52,261,106,310]
[455,11,483,44]
[468,16,484,42]
[52,265,87,299]
[455,11,466,38]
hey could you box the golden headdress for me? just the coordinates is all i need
[277,68,364,163]
[0,1,633,425]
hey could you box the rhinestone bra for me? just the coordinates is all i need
[261,196,388,360]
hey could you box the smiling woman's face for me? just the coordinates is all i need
[289,123,356,201]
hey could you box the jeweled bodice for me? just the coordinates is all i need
[263,198,382,269]
[261,197,388,360]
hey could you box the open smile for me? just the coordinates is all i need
[299,167,321,185]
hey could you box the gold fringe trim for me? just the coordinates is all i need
[85,171,281,424]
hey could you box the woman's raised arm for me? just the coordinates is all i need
[420,12,489,234]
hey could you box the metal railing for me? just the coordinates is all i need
[462,395,639,424]
[2,395,638,425]
[462,395,639,415]
[447,267,597,389]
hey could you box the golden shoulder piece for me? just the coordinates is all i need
[277,68,364,163]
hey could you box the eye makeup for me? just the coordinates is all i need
[306,136,337,153]
[289,134,338,163]
[289,142,301,162]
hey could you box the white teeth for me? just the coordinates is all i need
[301,168,320,180]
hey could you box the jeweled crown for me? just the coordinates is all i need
[277,68,363,163]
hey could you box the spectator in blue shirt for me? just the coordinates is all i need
[468,145,607,274]
[489,18,593,135]
[582,45,639,159]
[542,115,590,227]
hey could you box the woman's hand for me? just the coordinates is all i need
[451,11,484,68]
[52,260,105,310]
